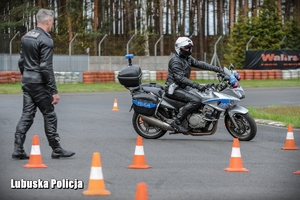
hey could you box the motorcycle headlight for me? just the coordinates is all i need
[218,100,236,109]
[229,74,237,86]
[219,103,229,109]
[234,72,241,81]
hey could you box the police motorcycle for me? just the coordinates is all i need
[117,54,257,141]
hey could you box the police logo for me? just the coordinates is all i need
[25,31,41,38]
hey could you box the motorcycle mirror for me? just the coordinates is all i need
[229,64,235,70]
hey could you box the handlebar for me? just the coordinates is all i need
[215,72,230,92]
[205,83,215,89]
[217,72,230,81]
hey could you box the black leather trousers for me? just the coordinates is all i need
[167,87,202,121]
[15,83,60,148]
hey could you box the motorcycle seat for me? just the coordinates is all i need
[142,86,164,97]
[141,82,165,90]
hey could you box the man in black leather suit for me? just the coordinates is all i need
[165,37,222,134]
[12,9,75,159]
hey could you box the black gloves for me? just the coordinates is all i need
[192,83,206,92]
[215,67,223,73]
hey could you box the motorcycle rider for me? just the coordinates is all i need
[165,36,223,134]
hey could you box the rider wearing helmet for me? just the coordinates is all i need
[165,36,223,134]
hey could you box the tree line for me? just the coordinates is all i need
[1,0,299,68]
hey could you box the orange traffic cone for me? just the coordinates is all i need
[128,136,151,169]
[112,98,119,111]
[24,135,48,168]
[293,170,300,174]
[281,125,299,150]
[82,152,111,196]
[135,182,148,200]
[224,138,249,172]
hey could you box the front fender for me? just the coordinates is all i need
[227,105,248,117]
[226,105,249,129]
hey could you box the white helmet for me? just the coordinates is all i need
[175,37,193,55]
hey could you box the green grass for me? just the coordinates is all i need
[0,82,127,94]
[1,79,300,128]
[0,79,299,94]
[247,106,300,128]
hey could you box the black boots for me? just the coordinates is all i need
[12,151,29,159]
[51,148,75,159]
[49,138,75,159]
[171,119,189,134]
[12,134,29,159]
[170,102,195,134]
[13,134,75,159]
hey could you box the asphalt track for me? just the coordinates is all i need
[0,87,300,200]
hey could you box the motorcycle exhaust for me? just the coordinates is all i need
[140,115,174,131]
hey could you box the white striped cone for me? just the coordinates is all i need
[128,136,151,169]
[82,152,110,196]
[282,125,299,150]
[112,98,119,111]
[24,135,48,168]
[224,138,249,172]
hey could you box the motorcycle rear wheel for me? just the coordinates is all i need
[132,112,167,139]
[224,113,257,141]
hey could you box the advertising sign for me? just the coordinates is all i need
[245,50,300,69]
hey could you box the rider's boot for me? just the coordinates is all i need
[170,102,196,134]
[170,118,189,134]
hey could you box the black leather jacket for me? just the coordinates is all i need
[18,27,57,95]
[165,52,221,89]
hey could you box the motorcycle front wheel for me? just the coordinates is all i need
[224,113,257,141]
[132,112,167,139]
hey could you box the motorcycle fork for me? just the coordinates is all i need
[226,111,239,129]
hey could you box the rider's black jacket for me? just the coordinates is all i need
[165,52,221,89]
[18,27,57,95]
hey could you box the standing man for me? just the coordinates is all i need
[12,9,75,159]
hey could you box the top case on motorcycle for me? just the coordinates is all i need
[118,65,142,87]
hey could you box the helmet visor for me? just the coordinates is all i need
[183,45,192,49]
[182,43,193,49]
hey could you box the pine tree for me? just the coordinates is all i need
[224,0,287,69]
[224,10,251,69]
[250,0,284,50]
[282,11,300,50]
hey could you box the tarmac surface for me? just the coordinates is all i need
[0,87,300,200]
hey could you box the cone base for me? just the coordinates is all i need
[82,189,111,196]
[112,108,119,111]
[281,147,299,150]
[224,167,249,172]
[293,170,300,174]
[127,165,151,169]
[23,164,48,168]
